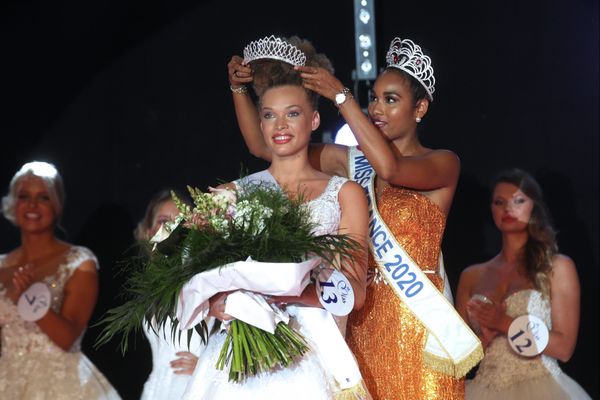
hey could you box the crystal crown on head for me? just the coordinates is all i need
[243,35,306,66]
[385,38,435,101]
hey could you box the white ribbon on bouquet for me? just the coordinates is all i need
[175,256,364,393]
[176,257,319,330]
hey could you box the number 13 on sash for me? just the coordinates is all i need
[315,268,354,316]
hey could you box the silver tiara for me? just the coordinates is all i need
[243,35,306,66]
[385,38,435,101]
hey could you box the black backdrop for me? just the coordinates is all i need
[1,1,598,398]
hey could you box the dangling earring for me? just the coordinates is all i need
[416,117,422,123]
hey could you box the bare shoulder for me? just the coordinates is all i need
[430,148,461,171]
[74,258,98,274]
[549,254,580,305]
[550,254,578,279]
[339,180,366,202]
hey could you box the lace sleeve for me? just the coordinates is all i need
[66,246,99,275]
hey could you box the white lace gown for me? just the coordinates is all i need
[466,289,591,400]
[141,316,212,400]
[182,171,359,400]
[0,246,121,399]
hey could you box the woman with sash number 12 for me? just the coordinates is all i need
[456,169,591,399]
[229,37,483,399]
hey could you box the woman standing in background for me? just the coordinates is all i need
[456,168,591,399]
[0,161,120,399]
[135,188,211,400]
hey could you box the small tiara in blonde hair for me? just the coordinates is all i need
[243,35,306,66]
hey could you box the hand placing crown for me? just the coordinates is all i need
[243,35,307,66]
[385,38,435,101]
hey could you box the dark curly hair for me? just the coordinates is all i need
[382,68,430,107]
[492,168,558,297]
[250,36,334,110]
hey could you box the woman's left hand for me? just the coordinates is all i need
[170,351,199,375]
[295,66,345,101]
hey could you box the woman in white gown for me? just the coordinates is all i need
[182,36,370,400]
[135,189,213,400]
[0,161,120,399]
[456,168,591,399]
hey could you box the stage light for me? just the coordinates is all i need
[359,9,371,24]
[353,0,377,81]
[334,123,358,146]
[359,34,372,50]
[361,60,373,74]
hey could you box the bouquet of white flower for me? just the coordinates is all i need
[95,181,359,383]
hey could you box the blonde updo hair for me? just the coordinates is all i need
[251,36,334,110]
[1,161,65,226]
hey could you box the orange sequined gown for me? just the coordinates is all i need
[346,185,464,400]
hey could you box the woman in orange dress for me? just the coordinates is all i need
[228,36,482,399]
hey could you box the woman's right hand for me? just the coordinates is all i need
[467,297,511,334]
[9,263,34,303]
[227,55,253,87]
[295,65,345,102]
[171,351,199,375]
[208,291,234,321]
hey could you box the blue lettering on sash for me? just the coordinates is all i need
[354,168,371,181]
[376,240,393,258]
[353,155,371,172]
[352,154,373,187]
[381,247,425,298]
[353,150,424,298]
[368,216,394,259]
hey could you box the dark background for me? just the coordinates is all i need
[1,1,598,398]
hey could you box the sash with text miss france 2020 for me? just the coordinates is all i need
[348,147,483,378]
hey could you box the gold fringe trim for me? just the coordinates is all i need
[333,380,372,400]
[423,344,485,379]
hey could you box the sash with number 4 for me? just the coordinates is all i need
[349,147,483,378]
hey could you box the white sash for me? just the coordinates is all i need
[348,147,482,378]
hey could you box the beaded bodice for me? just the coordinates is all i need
[237,170,347,237]
[472,289,561,390]
[370,185,446,288]
[377,185,445,270]
[0,246,97,356]
[304,175,346,236]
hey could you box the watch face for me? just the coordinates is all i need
[335,93,346,105]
